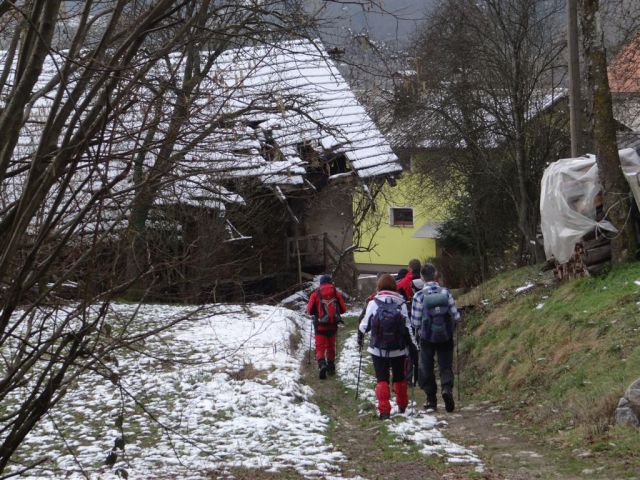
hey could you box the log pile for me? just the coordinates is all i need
[551,232,611,280]
[546,193,612,280]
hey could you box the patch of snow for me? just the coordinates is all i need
[280,290,309,305]
[535,303,545,310]
[514,282,535,294]
[5,303,349,479]
[634,280,640,286]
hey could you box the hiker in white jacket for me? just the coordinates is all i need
[358,274,418,419]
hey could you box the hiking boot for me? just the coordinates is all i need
[327,360,336,376]
[424,402,437,413]
[318,360,327,380]
[442,390,455,412]
[379,412,391,420]
[424,395,437,412]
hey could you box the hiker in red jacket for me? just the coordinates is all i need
[307,275,347,379]
[396,259,424,302]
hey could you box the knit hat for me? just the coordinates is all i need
[319,274,332,285]
[396,268,409,281]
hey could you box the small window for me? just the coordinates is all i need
[390,207,414,227]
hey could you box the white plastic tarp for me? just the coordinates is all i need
[540,149,640,263]
[620,148,640,212]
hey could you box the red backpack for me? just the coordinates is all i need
[316,287,341,325]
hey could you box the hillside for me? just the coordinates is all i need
[457,262,640,477]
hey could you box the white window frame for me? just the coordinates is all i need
[389,206,414,227]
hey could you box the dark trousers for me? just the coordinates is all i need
[419,339,454,400]
[371,355,407,383]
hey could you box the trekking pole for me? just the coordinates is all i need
[355,342,363,400]
[409,355,416,416]
[456,320,461,404]
[307,320,313,365]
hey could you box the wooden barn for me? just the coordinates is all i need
[0,39,402,301]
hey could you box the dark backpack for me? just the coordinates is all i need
[316,288,341,325]
[420,287,454,343]
[370,299,406,351]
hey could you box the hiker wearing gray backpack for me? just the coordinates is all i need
[411,264,460,413]
[307,275,347,379]
[357,274,418,420]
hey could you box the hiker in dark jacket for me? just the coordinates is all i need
[396,264,421,385]
[307,275,347,379]
[411,264,460,413]
[358,274,418,420]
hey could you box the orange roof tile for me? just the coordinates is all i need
[609,33,640,93]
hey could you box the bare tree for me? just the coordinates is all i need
[0,0,393,475]
[395,0,567,270]
[581,0,638,263]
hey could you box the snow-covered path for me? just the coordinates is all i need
[337,331,482,467]
[8,303,347,479]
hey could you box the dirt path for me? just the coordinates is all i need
[437,401,585,480]
[301,357,464,480]
[300,321,479,480]
[300,318,595,480]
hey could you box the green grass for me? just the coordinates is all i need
[459,262,640,475]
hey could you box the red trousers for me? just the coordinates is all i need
[315,332,336,362]
[374,381,408,415]
[372,355,409,415]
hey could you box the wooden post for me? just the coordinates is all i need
[323,233,328,271]
[295,237,302,284]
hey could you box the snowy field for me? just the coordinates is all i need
[5,299,482,479]
[6,303,346,479]
[338,332,483,467]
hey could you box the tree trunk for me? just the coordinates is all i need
[581,0,638,263]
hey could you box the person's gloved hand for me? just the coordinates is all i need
[357,331,364,351]
[408,341,419,359]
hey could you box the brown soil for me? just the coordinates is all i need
[438,400,584,480]
[301,358,467,480]
[297,320,590,480]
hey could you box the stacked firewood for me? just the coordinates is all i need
[551,232,611,280]
[544,193,612,280]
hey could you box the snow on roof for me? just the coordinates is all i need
[215,39,400,178]
[1,39,400,236]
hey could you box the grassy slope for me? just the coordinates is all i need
[458,263,640,476]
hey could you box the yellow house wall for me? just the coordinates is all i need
[354,173,442,269]
[354,221,437,266]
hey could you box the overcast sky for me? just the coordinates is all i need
[308,0,435,48]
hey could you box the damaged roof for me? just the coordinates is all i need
[1,38,401,235]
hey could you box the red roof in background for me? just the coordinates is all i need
[609,32,640,93]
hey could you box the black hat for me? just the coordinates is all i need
[396,268,409,281]
[319,274,332,285]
